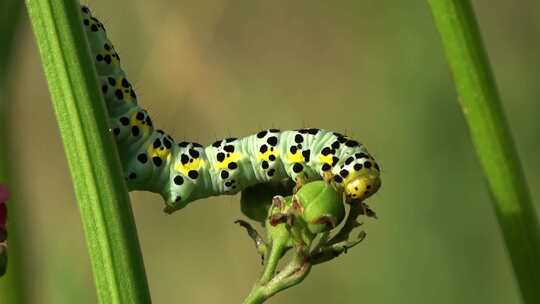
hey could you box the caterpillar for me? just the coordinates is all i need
[80,5,381,213]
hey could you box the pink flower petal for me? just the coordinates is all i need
[0,185,9,204]
[0,203,6,231]
[0,185,8,230]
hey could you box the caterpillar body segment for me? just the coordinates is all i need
[81,6,381,213]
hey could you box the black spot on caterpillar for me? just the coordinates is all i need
[81,5,381,212]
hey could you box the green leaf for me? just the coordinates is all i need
[25,0,151,302]
[428,1,540,303]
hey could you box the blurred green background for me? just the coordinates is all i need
[1,0,540,303]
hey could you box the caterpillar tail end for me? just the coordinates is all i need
[162,202,188,214]
[163,205,175,214]
[162,193,190,214]
[162,199,190,214]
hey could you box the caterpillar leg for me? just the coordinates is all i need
[292,176,308,194]
[322,171,334,184]
[163,205,175,214]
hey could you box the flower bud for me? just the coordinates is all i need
[0,184,9,241]
[295,181,345,234]
[0,184,9,277]
[0,203,6,242]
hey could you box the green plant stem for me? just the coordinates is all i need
[25,0,151,303]
[0,0,29,303]
[428,1,540,303]
[242,224,289,304]
[244,244,311,304]
[259,232,288,284]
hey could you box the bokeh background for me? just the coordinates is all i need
[1,0,540,303]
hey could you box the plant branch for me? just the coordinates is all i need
[240,190,370,303]
[243,244,311,304]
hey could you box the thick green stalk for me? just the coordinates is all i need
[259,231,288,284]
[25,0,151,303]
[428,1,540,303]
[243,257,311,304]
[243,232,311,304]
[0,0,28,303]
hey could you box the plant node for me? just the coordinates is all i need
[237,181,377,303]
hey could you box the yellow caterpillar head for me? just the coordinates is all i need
[344,159,381,202]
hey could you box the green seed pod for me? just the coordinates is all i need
[296,181,345,234]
